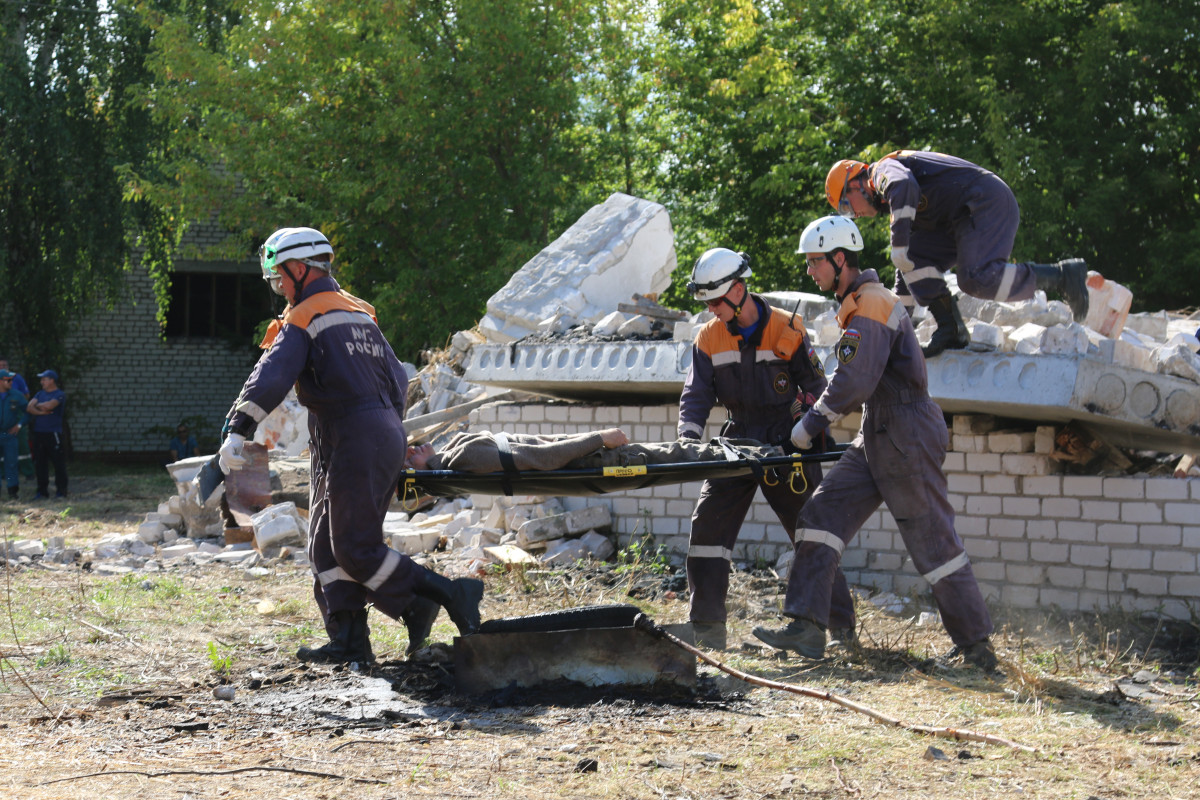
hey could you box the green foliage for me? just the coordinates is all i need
[137,0,604,361]
[206,641,233,676]
[615,531,672,575]
[35,643,73,668]
[27,0,1193,376]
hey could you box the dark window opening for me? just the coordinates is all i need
[165,272,275,342]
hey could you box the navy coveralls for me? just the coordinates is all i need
[226,275,423,635]
[870,150,1035,310]
[784,271,993,647]
[678,293,856,628]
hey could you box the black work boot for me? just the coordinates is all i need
[957,638,1000,673]
[752,618,826,659]
[6,485,17,500]
[921,293,970,358]
[827,625,860,654]
[414,569,484,636]
[1031,259,1090,323]
[691,621,727,651]
[401,597,440,656]
[297,608,375,665]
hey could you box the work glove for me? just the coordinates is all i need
[218,433,247,474]
[789,419,814,451]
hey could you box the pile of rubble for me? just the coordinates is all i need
[9,192,1199,575]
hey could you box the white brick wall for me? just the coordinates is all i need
[465,403,1200,621]
[64,239,260,454]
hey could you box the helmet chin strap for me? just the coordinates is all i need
[830,252,849,302]
[718,282,745,319]
[277,261,314,298]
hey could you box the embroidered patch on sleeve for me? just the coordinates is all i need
[807,345,825,375]
[836,329,861,364]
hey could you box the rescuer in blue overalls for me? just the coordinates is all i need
[217,227,483,664]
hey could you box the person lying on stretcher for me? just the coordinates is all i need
[405,428,784,474]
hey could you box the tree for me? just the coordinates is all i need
[138,0,600,361]
[1,0,132,375]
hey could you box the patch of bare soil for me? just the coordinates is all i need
[2,474,1199,799]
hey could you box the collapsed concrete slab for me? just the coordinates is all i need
[462,339,1200,455]
[478,193,676,343]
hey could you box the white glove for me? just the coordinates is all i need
[218,433,247,474]
[790,419,814,451]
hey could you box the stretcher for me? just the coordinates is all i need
[399,444,848,504]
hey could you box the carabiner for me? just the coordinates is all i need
[788,459,809,495]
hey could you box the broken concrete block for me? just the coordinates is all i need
[1009,323,1047,354]
[137,521,167,544]
[1030,300,1073,328]
[1084,273,1132,337]
[1153,344,1200,383]
[505,510,530,534]
[483,544,539,564]
[673,320,699,342]
[1103,336,1153,372]
[390,529,441,555]
[250,502,307,549]
[542,538,590,565]
[478,193,676,343]
[451,329,485,357]
[482,503,506,531]
[617,314,654,338]
[580,530,615,561]
[593,311,630,337]
[538,312,580,335]
[160,542,199,559]
[11,539,45,557]
[967,321,1004,351]
[1041,323,1090,355]
[1124,311,1169,342]
[255,515,303,549]
[1166,331,1200,354]
[516,505,613,548]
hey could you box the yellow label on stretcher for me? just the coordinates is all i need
[603,465,648,477]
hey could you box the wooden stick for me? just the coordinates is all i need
[633,615,1037,753]
[39,765,385,786]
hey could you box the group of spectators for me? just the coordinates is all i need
[0,359,68,501]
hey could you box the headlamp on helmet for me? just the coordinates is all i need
[687,248,752,302]
[259,227,334,279]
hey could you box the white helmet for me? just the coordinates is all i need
[687,248,752,301]
[259,227,334,282]
[797,215,863,254]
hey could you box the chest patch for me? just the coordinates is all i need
[837,329,861,365]
[773,371,790,394]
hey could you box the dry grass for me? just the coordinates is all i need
[1,462,1198,799]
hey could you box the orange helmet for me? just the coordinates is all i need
[825,159,869,216]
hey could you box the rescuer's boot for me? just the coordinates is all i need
[414,569,484,636]
[401,597,441,656]
[921,293,970,358]
[1031,259,1090,323]
[297,608,374,665]
[752,617,827,660]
